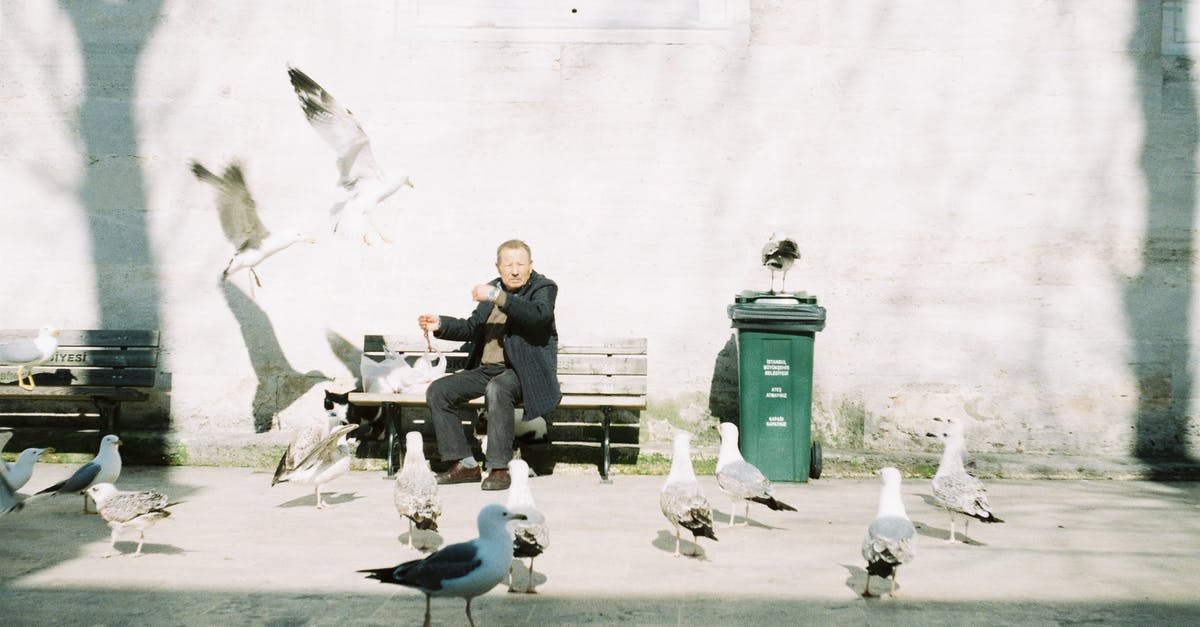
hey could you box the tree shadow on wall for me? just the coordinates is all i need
[220,281,330,432]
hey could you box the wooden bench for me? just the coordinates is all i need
[0,329,160,437]
[348,336,647,481]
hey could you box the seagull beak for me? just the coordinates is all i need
[43,447,56,455]
[511,513,528,521]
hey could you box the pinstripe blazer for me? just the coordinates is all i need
[434,271,561,418]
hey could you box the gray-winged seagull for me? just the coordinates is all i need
[394,431,442,546]
[1,465,22,516]
[927,417,1004,543]
[360,503,527,627]
[287,65,414,246]
[505,459,548,593]
[85,482,175,557]
[191,160,315,290]
[1,446,54,491]
[272,410,357,509]
[715,422,797,526]
[660,432,718,557]
[35,433,122,513]
[861,467,917,597]
[0,326,60,390]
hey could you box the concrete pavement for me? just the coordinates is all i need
[2,463,1199,626]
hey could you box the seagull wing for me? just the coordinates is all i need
[287,424,357,472]
[397,540,483,591]
[38,460,101,495]
[287,66,381,188]
[0,338,43,364]
[191,161,269,248]
[0,469,22,515]
[100,490,169,523]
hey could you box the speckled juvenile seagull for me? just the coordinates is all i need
[287,65,414,245]
[505,459,548,593]
[715,422,796,526]
[927,417,1004,543]
[85,483,175,557]
[394,431,441,547]
[861,467,917,597]
[191,160,315,289]
[660,432,718,557]
[272,410,358,510]
[360,503,527,627]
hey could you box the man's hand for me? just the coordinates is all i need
[417,314,440,332]
[472,284,499,302]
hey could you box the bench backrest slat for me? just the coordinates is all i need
[2,329,160,390]
[43,348,159,368]
[0,329,160,347]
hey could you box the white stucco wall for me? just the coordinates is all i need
[1,1,1196,458]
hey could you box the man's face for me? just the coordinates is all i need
[497,247,533,291]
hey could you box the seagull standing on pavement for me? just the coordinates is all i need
[0,326,60,390]
[394,431,441,547]
[761,232,800,294]
[505,459,548,593]
[927,417,1004,543]
[287,65,414,245]
[359,503,527,627]
[272,410,357,509]
[715,422,796,526]
[660,432,718,557]
[191,160,315,290]
[85,483,175,558]
[862,467,917,597]
[1,446,54,491]
[35,434,122,513]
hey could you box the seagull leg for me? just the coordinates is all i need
[250,267,263,288]
[962,518,970,543]
[17,366,35,391]
[134,531,146,557]
[314,486,327,510]
[422,594,432,627]
[103,529,119,558]
[728,498,738,527]
[465,597,476,627]
[863,574,873,597]
[742,501,751,527]
[407,518,415,548]
[889,572,898,596]
[525,556,537,593]
[83,493,93,514]
[672,526,682,557]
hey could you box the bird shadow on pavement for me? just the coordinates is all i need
[397,529,444,552]
[106,542,186,558]
[505,559,547,593]
[275,492,364,509]
[711,508,785,530]
[651,530,712,560]
[841,564,903,600]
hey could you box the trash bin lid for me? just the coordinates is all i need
[728,291,826,332]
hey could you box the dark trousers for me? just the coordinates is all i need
[426,364,521,470]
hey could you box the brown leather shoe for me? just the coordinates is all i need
[481,468,511,491]
[435,462,482,485]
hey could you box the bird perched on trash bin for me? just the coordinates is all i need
[394,431,441,547]
[359,503,527,627]
[272,410,358,510]
[191,160,315,290]
[0,326,60,391]
[85,482,176,557]
[761,232,800,294]
[715,422,796,526]
[287,65,414,245]
[927,417,1004,543]
[660,432,718,557]
[861,466,917,597]
[35,433,122,513]
[505,459,548,593]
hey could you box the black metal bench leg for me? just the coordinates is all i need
[384,403,400,477]
[600,407,612,483]
[94,399,120,435]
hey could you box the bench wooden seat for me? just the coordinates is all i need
[0,329,160,437]
[348,336,647,481]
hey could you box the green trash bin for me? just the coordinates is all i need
[727,290,826,482]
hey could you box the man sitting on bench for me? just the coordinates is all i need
[417,239,561,491]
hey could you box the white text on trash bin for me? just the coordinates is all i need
[767,415,788,427]
[764,359,789,376]
[766,386,788,399]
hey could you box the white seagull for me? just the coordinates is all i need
[1,465,23,516]
[927,417,1004,543]
[35,434,122,513]
[85,483,175,557]
[1,446,54,491]
[761,232,800,294]
[505,459,548,593]
[360,503,528,627]
[715,422,797,526]
[287,65,414,246]
[271,410,357,509]
[0,326,61,390]
[191,160,315,289]
[861,467,917,597]
[660,432,718,557]
[394,431,441,547]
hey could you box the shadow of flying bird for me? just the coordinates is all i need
[221,281,331,432]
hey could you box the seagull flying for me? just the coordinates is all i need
[0,326,60,390]
[927,417,1004,543]
[505,459,548,593]
[761,232,800,294]
[394,431,441,547]
[86,483,175,557]
[1,465,22,516]
[1,446,54,491]
[861,467,917,597]
[715,422,796,526]
[660,432,718,557]
[287,65,414,246]
[272,410,357,509]
[360,503,528,627]
[35,434,122,513]
[191,160,315,289]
